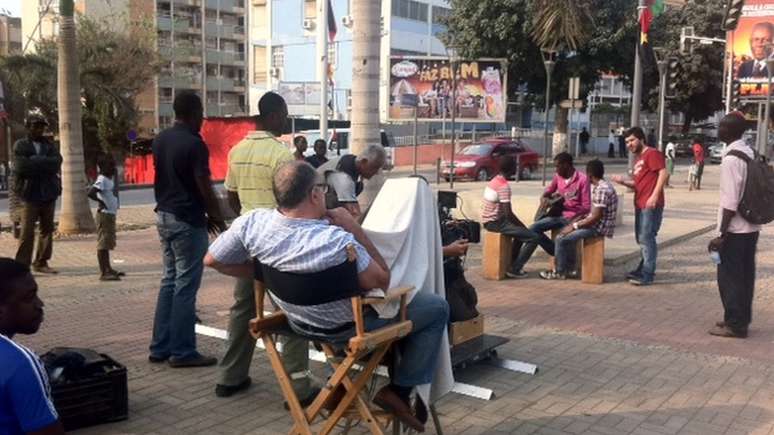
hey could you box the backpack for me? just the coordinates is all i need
[726,150,774,225]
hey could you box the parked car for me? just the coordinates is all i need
[440,138,540,182]
[708,144,724,164]
[672,134,716,158]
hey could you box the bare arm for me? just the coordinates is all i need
[342,202,362,221]
[645,168,667,208]
[326,208,390,290]
[204,253,253,278]
[575,206,603,228]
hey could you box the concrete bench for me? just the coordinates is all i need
[482,230,513,280]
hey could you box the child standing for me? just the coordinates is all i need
[88,156,123,281]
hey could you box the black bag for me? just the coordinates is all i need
[534,194,564,222]
[726,150,774,225]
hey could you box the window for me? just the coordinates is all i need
[252,3,268,38]
[304,0,317,19]
[272,46,284,68]
[432,6,450,25]
[392,0,428,22]
[253,45,267,84]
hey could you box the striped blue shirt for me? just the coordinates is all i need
[209,209,372,328]
[0,335,59,435]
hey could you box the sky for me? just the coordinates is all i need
[0,0,22,17]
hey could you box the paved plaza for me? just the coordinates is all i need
[2,166,774,435]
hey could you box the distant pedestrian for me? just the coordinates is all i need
[665,138,676,188]
[88,155,124,281]
[608,130,616,158]
[149,91,226,368]
[306,139,329,168]
[13,115,61,274]
[691,137,705,190]
[611,126,667,286]
[708,113,761,339]
[617,129,627,158]
[293,135,308,161]
[579,127,590,155]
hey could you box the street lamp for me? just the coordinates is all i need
[765,52,774,158]
[446,44,459,189]
[541,49,557,186]
[654,48,668,152]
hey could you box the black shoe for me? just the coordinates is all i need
[215,377,252,398]
[505,269,528,279]
[284,387,321,410]
[628,277,653,286]
[626,270,642,280]
[168,354,218,368]
[148,354,169,363]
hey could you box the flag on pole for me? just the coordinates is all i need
[640,0,665,44]
[327,0,337,42]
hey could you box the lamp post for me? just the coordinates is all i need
[446,44,459,189]
[655,49,668,152]
[765,54,774,157]
[541,49,557,186]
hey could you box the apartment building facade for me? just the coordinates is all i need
[0,14,22,56]
[248,0,450,122]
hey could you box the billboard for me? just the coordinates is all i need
[387,57,507,123]
[731,0,774,99]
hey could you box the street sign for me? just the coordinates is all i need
[559,99,583,109]
[126,129,137,142]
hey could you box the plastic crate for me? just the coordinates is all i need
[49,352,128,431]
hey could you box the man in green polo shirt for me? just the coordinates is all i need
[216,93,314,404]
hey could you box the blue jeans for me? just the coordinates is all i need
[485,217,555,272]
[555,228,599,274]
[150,211,209,360]
[633,207,664,282]
[290,292,449,387]
[512,216,568,271]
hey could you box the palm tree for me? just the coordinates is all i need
[57,0,95,234]
[531,0,593,156]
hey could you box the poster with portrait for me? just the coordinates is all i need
[387,57,507,123]
[731,0,774,98]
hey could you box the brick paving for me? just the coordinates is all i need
[1,197,774,433]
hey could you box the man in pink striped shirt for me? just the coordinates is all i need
[481,156,554,278]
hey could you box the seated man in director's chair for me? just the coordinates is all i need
[205,161,449,433]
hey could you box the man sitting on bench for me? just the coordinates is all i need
[204,160,449,432]
[540,159,618,280]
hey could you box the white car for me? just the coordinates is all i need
[708,144,724,164]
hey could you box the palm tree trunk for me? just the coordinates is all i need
[552,107,569,156]
[57,0,95,234]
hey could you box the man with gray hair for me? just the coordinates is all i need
[318,144,387,220]
[205,160,449,431]
[738,22,774,78]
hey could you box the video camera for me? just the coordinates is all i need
[438,191,480,245]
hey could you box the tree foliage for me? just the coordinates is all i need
[645,0,726,132]
[1,14,160,161]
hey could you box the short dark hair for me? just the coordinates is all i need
[586,159,604,179]
[314,139,327,148]
[97,154,115,171]
[0,258,30,304]
[294,135,307,146]
[497,155,516,175]
[173,91,203,120]
[624,126,645,141]
[258,92,286,118]
[554,152,573,166]
[273,161,318,209]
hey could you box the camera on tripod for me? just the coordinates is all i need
[438,191,480,245]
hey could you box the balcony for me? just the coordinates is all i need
[173,0,202,7]
[206,77,236,92]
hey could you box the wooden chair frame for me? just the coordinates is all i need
[249,281,414,435]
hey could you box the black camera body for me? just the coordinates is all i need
[438,190,481,245]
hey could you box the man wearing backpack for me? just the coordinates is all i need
[708,112,763,339]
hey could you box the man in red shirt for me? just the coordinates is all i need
[611,127,668,286]
[692,138,705,190]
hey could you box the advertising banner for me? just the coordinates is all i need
[387,57,507,123]
[731,0,774,98]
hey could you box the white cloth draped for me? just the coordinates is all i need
[362,177,454,403]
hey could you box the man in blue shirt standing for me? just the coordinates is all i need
[0,258,64,435]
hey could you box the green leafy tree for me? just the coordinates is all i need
[442,0,638,154]
[645,0,726,133]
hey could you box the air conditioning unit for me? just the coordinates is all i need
[270,67,282,78]
[302,18,316,30]
[342,15,353,28]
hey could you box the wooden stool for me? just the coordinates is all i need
[482,230,513,280]
[581,236,605,284]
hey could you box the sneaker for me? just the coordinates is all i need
[148,354,169,363]
[625,270,642,280]
[505,269,528,279]
[168,354,218,368]
[539,270,566,280]
[283,387,322,410]
[628,277,653,286]
[566,270,579,280]
[33,265,58,274]
[215,377,252,398]
[708,325,747,338]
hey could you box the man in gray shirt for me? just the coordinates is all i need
[318,144,387,220]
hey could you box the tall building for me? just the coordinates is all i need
[21,0,248,137]
[248,0,449,121]
[0,13,22,56]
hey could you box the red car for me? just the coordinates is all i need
[441,138,540,182]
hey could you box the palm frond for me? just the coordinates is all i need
[530,0,593,51]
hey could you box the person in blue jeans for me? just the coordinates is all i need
[540,160,619,280]
[612,127,667,286]
[149,91,226,367]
